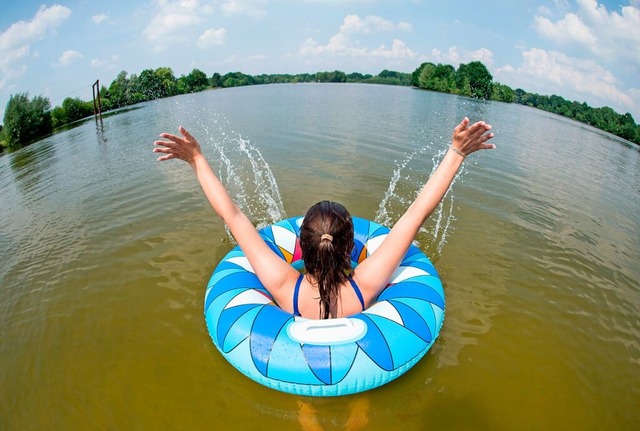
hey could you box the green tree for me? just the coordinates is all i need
[51,106,66,128]
[221,72,255,87]
[456,61,493,99]
[411,63,455,92]
[155,67,178,97]
[210,72,223,88]
[97,85,113,112]
[365,70,412,86]
[126,73,146,104]
[50,98,93,128]
[618,113,638,142]
[348,72,366,81]
[1,93,52,149]
[430,64,456,92]
[411,62,436,88]
[315,71,347,83]
[295,73,316,83]
[137,69,165,100]
[491,82,515,103]
[62,97,94,124]
[179,68,209,93]
[108,71,132,108]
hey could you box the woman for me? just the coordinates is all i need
[153,117,495,319]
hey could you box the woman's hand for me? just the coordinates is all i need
[451,117,496,156]
[153,126,203,166]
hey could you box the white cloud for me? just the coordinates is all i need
[152,0,198,9]
[54,50,83,66]
[197,28,226,48]
[0,5,71,82]
[201,3,216,14]
[496,64,514,74]
[370,39,416,59]
[144,13,201,43]
[629,88,640,116]
[503,48,636,116]
[339,15,412,34]
[222,54,266,64]
[429,46,494,67]
[143,1,207,52]
[537,5,553,16]
[91,55,120,68]
[0,5,72,51]
[304,0,376,3]
[300,14,415,61]
[300,34,364,56]
[527,0,640,118]
[534,13,597,46]
[0,46,30,79]
[180,0,198,9]
[142,1,218,52]
[468,48,494,65]
[91,14,109,24]
[220,0,268,18]
[534,0,640,67]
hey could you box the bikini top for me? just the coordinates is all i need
[292,273,365,317]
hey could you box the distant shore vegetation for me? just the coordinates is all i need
[1,61,638,151]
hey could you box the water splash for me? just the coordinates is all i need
[374,145,465,255]
[169,100,461,251]
[190,112,287,241]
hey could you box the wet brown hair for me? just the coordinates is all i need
[300,201,354,319]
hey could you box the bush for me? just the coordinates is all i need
[2,93,52,149]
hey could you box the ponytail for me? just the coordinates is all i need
[300,201,354,319]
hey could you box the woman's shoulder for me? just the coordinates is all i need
[269,267,303,314]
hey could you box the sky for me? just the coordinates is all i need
[1,0,639,123]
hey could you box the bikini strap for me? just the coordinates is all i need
[293,273,304,316]
[348,277,366,311]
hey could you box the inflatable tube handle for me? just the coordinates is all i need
[287,317,367,345]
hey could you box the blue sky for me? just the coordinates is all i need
[1,0,639,122]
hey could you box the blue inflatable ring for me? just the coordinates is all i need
[204,216,445,396]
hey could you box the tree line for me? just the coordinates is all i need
[1,62,638,151]
[411,61,639,143]
[0,68,411,151]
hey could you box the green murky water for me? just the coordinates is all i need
[1,84,638,430]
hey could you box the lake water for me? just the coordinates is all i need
[1,84,638,430]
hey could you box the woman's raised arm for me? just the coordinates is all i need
[354,117,495,298]
[153,127,297,304]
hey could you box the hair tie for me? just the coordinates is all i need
[320,233,333,242]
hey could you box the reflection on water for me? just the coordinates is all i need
[297,394,370,431]
[0,85,638,430]
[95,119,108,145]
[9,141,56,195]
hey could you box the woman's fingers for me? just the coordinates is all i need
[179,125,195,141]
[154,139,174,149]
[156,153,176,162]
[153,145,173,154]
[154,138,186,161]
[467,121,490,138]
[453,118,496,154]
[466,122,492,143]
[154,126,202,165]
[454,117,470,134]
[158,133,185,144]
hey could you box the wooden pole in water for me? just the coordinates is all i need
[92,80,103,122]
